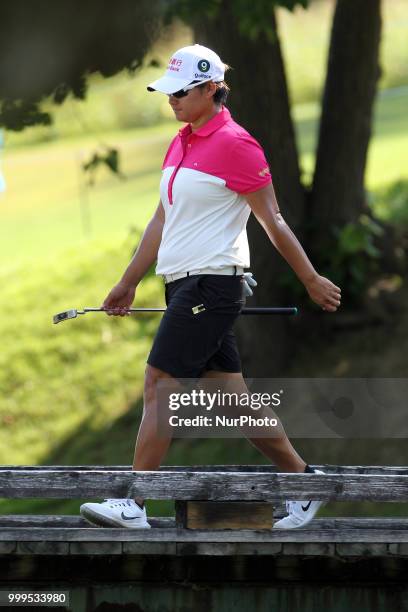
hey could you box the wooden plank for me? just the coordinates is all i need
[16,541,69,555]
[388,543,408,556]
[178,501,274,530]
[3,464,408,474]
[333,517,408,529]
[127,472,408,502]
[3,539,408,557]
[122,541,177,555]
[0,469,132,498]
[175,542,283,556]
[0,515,176,528]
[335,543,389,557]
[0,542,17,554]
[282,542,336,556]
[69,542,122,555]
[0,515,94,528]
[1,515,408,530]
[1,470,408,501]
[168,465,408,475]
[2,527,408,543]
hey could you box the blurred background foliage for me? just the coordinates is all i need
[0,0,407,518]
[3,0,408,145]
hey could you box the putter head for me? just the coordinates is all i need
[53,309,78,324]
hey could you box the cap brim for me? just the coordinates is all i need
[147,75,193,94]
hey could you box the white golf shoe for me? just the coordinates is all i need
[273,469,326,529]
[80,498,151,529]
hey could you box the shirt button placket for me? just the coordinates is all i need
[168,134,190,205]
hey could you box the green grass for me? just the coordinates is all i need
[293,86,408,188]
[0,235,161,464]
[0,122,176,267]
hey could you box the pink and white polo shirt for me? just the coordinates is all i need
[156,106,272,275]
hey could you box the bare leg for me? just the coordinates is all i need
[200,370,307,473]
[132,364,182,506]
[131,367,307,507]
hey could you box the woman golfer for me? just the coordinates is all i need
[80,44,341,530]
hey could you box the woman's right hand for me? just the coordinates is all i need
[101,282,136,316]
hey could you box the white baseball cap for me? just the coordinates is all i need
[147,44,225,95]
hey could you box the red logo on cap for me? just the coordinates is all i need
[168,58,183,72]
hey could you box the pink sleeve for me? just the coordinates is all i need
[225,135,272,194]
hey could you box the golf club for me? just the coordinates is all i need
[53,306,298,324]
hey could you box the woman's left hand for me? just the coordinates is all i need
[305,274,341,312]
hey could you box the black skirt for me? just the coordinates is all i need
[147,274,245,380]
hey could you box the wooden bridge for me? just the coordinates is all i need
[1,464,408,611]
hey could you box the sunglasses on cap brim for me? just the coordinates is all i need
[169,81,206,99]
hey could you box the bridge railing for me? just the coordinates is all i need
[1,464,408,530]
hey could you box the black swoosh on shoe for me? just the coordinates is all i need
[301,501,312,512]
[121,511,143,521]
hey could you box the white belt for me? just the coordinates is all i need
[163,266,245,284]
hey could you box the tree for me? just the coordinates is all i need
[307,0,383,287]
[0,0,161,130]
[311,0,382,229]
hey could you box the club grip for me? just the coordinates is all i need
[241,307,297,315]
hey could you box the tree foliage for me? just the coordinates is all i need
[165,0,309,41]
[0,0,311,130]
[0,0,162,130]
